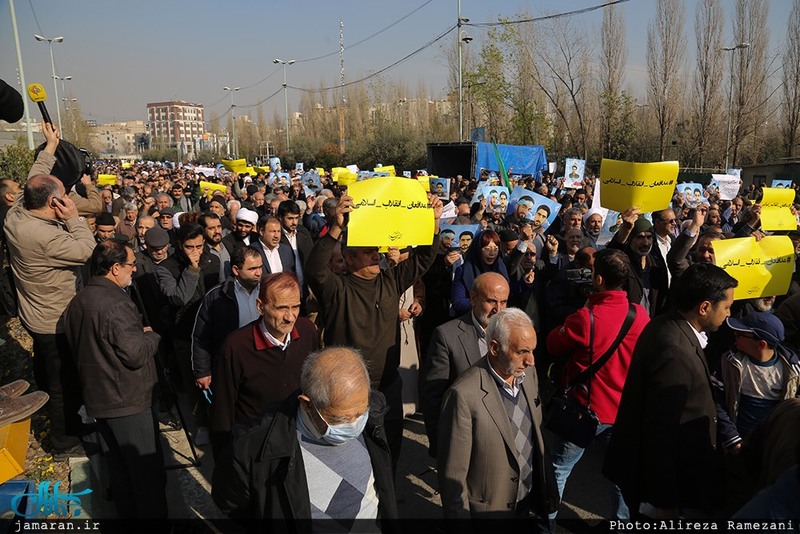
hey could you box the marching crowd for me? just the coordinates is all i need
[1,120,799,530]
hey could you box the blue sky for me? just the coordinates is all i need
[1,0,793,126]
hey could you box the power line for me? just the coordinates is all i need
[289,24,456,94]
[295,0,435,64]
[466,0,631,27]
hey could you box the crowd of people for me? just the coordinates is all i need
[1,120,799,530]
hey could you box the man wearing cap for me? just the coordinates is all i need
[582,209,605,250]
[713,312,800,455]
[608,207,668,316]
[132,226,172,336]
[222,207,258,255]
[207,195,232,232]
[95,212,117,243]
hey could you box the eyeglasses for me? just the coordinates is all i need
[120,261,137,268]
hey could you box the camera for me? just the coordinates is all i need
[565,267,594,299]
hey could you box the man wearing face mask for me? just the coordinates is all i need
[65,239,166,519]
[213,347,397,527]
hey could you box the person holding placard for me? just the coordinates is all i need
[305,191,443,475]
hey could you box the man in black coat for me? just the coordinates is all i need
[65,240,166,519]
[604,263,738,519]
[277,200,314,295]
[212,347,397,530]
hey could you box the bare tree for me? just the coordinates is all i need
[731,0,771,165]
[530,16,593,159]
[782,0,800,157]
[647,0,686,161]
[599,4,628,158]
[691,0,724,168]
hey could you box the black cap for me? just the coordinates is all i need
[96,212,115,227]
[144,226,170,249]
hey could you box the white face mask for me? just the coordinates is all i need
[312,402,369,446]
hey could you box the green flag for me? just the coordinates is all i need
[491,137,512,190]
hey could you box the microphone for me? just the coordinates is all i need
[26,83,52,125]
[0,79,24,123]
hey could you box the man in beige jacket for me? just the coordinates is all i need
[4,121,96,457]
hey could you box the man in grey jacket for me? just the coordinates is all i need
[65,239,166,519]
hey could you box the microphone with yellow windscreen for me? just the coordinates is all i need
[26,83,52,126]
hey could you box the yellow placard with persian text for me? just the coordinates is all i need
[373,165,396,176]
[221,158,248,174]
[714,236,794,300]
[759,187,796,231]
[97,174,117,186]
[417,176,430,192]
[199,181,227,195]
[347,177,433,248]
[121,162,132,169]
[599,159,679,213]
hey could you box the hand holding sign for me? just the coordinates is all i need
[329,194,354,240]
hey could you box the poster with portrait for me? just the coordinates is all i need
[678,183,708,208]
[301,171,322,190]
[710,174,741,201]
[597,209,623,246]
[508,187,562,231]
[429,178,450,201]
[439,223,481,254]
[483,186,510,215]
[268,173,290,188]
[727,168,742,179]
[564,158,586,189]
[771,179,793,189]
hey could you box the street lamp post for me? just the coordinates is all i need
[62,97,77,140]
[55,75,71,136]
[723,42,750,171]
[273,58,295,151]
[223,86,240,158]
[34,34,65,134]
[457,0,471,142]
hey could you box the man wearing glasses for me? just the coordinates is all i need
[65,239,167,519]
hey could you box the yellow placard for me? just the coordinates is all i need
[244,166,257,176]
[599,159,679,213]
[417,176,430,192]
[254,166,270,174]
[339,172,358,187]
[714,236,794,300]
[373,165,396,176]
[331,167,347,183]
[199,181,227,195]
[221,158,248,174]
[97,174,117,186]
[121,162,132,169]
[316,167,326,176]
[759,187,796,231]
[347,177,433,248]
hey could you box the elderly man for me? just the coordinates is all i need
[438,308,558,520]
[4,170,95,457]
[64,239,166,519]
[135,215,155,253]
[210,272,317,446]
[212,347,397,526]
[306,192,442,473]
[422,272,509,457]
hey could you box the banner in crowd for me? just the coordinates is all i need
[727,168,742,178]
[564,158,586,189]
[770,179,793,189]
[599,159,679,213]
[507,187,562,230]
[439,223,481,252]
[194,167,216,178]
[715,235,794,300]
[97,174,117,186]
[199,181,227,196]
[430,178,449,201]
[709,174,741,201]
[678,182,710,208]
[760,187,796,231]
[373,165,396,176]
[347,177,433,248]
[221,158,248,174]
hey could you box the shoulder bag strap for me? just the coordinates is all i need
[568,304,637,389]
